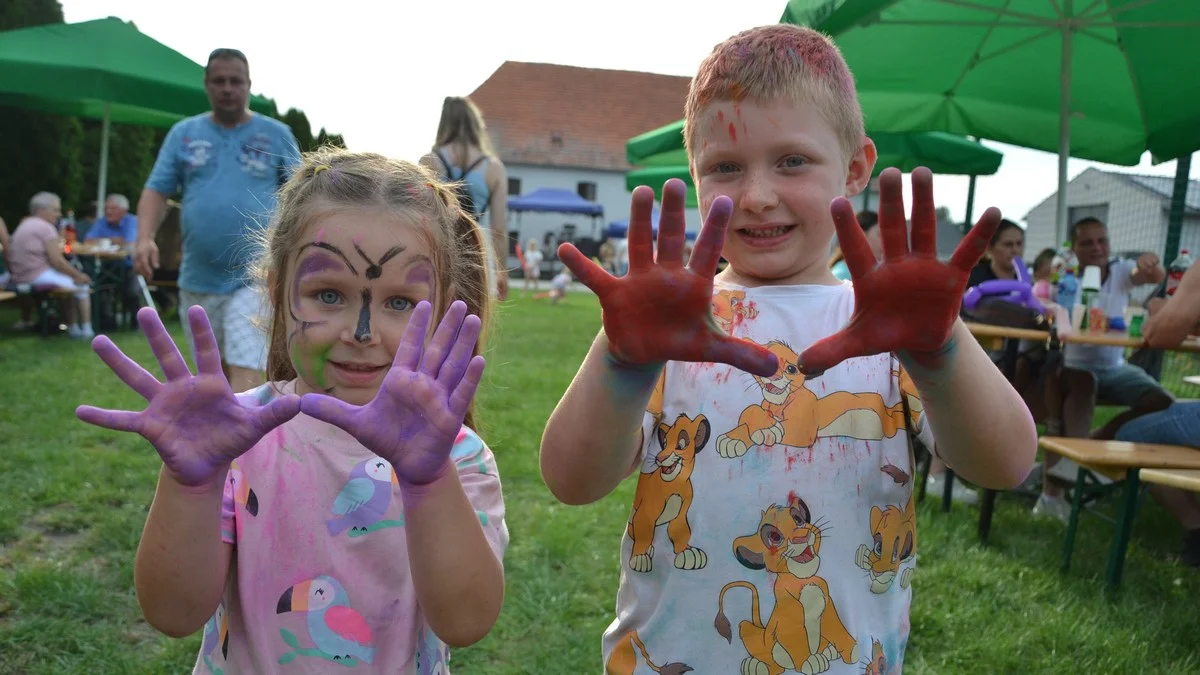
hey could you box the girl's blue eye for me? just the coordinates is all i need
[388,297,413,312]
[317,290,341,305]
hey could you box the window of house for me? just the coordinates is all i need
[507,178,522,196]
[577,181,597,202]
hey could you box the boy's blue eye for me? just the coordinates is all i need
[714,162,739,174]
[316,290,341,305]
[782,156,806,168]
[388,297,413,312]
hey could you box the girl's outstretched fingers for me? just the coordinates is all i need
[254,394,303,432]
[447,355,487,419]
[437,314,482,393]
[393,301,434,374]
[138,306,192,381]
[419,300,468,379]
[76,404,141,434]
[299,392,356,430]
[91,335,162,401]
[187,305,225,376]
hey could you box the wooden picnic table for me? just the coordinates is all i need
[960,321,1200,548]
[966,321,1200,353]
[1040,437,1200,591]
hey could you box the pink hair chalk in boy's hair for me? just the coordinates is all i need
[684,24,864,163]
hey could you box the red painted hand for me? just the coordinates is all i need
[557,179,778,377]
[800,167,1001,375]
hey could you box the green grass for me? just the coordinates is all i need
[1,295,1199,674]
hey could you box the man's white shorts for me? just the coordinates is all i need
[178,285,270,371]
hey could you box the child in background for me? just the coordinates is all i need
[1031,247,1061,302]
[540,24,1035,674]
[534,267,573,304]
[522,238,543,293]
[77,150,508,674]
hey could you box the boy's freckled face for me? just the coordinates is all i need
[285,209,438,406]
[692,98,872,286]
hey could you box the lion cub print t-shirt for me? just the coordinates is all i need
[601,280,934,675]
[192,380,508,675]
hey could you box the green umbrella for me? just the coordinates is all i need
[626,119,1002,205]
[779,0,1200,241]
[0,17,276,209]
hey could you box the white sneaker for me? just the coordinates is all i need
[1047,458,1112,485]
[926,473,979,506]
[1032,493,1072,523]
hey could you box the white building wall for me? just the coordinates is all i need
[1023,168,1167,256]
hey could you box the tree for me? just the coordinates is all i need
[280,108,315,152]
[78,121,158,217]
[0,0,81,226]
[315,128,347,149]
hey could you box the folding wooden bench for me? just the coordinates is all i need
[1041,437,1200,591]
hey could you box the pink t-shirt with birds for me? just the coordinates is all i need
[191,380,508,675]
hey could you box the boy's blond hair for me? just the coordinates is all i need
[684,24,865,164]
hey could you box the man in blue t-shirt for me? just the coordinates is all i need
[134,47,300,392]
[84,194,139,246]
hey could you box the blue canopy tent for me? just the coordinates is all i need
[606,207,698,241]
[507,187,605,275]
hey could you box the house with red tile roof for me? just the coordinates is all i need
[468,61,701,274]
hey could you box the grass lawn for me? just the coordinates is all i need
[1,294,1199,674]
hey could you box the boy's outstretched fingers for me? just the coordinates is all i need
[654,179,689,267]
[705,335,778,379]
[687,196,733,279]
[558,244,614,296]
[798,325,872,378]
[951,206,1003,272]
[830,198,876,280]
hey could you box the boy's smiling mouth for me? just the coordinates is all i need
[736,223,796,244]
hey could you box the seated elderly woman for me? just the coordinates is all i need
[9,191,93,338]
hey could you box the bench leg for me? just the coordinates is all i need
[978,489,998,543]
[1105,469,1141,593]
[941,468,955,513]
[1062,466,1089,572]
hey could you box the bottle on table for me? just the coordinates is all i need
[1166,249,1193,296]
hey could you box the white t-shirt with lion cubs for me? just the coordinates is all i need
[601,279,935,675]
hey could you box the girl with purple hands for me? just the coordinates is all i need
[76,149,507,673]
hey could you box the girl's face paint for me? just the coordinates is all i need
[283,211,440,407]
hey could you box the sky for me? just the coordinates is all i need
[63,0,1194,228]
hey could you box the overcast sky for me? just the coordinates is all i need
[62,0,1193,228]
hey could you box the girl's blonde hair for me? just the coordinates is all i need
[255,147,494,430]
[434,96,496,167]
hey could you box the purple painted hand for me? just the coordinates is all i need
[299,300,486,487]
[76,306,301,488]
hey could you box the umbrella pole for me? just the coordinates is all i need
[964,175,977,234]
[96,102,111,217]
[1054,3,1074,247]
